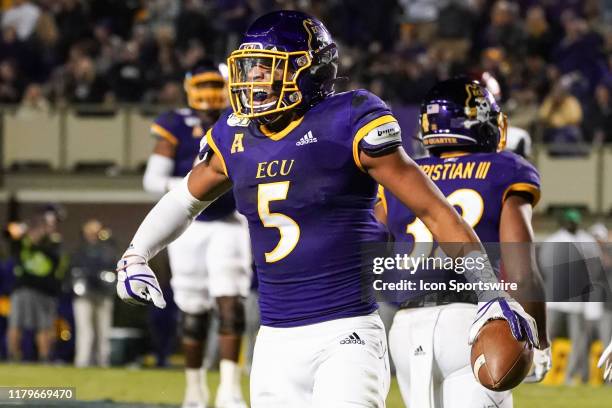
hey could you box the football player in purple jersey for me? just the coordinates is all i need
[119,11,538,407]
[143,61,250,408]
[377,78,549,407]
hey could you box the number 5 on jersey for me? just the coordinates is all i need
[257,181,301,262]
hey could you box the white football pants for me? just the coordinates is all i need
[250,312,390,408]
[389,303,513,408]
[168,213,251,314]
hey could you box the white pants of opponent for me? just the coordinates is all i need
[389,303,513,408]
[168,213,251,314]
[251,312,390,408]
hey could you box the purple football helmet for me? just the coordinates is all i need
[419,78,507,155]
[227,10,338,121]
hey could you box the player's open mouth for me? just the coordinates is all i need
[240,88,279,110]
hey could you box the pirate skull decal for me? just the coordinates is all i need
[474,96,490,122]
[464,83,491,123]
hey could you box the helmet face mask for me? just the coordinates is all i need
[420,78,507,155]
[227,11,338,122]
[228,48,311,118]
[184,71,227,111]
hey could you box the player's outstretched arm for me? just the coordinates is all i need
[500,195,551,380]
[117,154,231,308]
[362,147,540,348]
[500,195,548,344]
[362,148,480,253]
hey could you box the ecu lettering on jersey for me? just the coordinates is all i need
[206,89,390,327]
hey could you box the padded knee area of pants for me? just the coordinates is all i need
[181,311,211,341]
[217,296,246,335]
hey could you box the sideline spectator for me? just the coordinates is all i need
[483,0,525,60]
[6,212,66,362]
[53,0,89,62]
[65,56,113,105]
[538,77,584,155]
[1,0,40,41]
[0,59,24,103]
[583,83,612,144]
[16,83,51,118]
[109,41,146,102]
[588,223,612,350]
[70,219,117,367]
[524,5,555,61]
[553,10,606,94]
[540,209,601,385]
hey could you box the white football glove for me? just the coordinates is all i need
[116,254,166,309]
[468,298,539,349]
[524,347,552,383]
[598,339,612,382]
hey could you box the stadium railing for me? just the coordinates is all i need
[1,105,612,215]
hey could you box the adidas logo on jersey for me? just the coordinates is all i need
[340,332,365,345]
[296,131,317,146]
[414,345,426,356]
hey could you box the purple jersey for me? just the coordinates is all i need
[200,90,402,327]
[152,108,236,222]
[379,150,541,301]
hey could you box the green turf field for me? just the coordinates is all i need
[0,364,611,407]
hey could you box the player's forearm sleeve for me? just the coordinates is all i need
[127,176,211,261]
[143,154,182,194]
[462,250,509,302]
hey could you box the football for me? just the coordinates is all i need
[470,319,534,391]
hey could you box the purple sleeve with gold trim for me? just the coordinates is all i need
[350,90,402,161]
[500,151,541,206]
[152,109,236,221]
[151,111,181,145]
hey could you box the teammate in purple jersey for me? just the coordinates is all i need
[117,12,538,407]
[377,78,550,408]
[143,61,250,408]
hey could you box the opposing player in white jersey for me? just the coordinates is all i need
[377,78,549,407]
[119,11,538,408]
[143,60,250,408]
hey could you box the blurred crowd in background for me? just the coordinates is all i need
[0,0,611,147]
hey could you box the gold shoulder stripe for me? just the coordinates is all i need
[376,185,388,215]
[502,182,541,206]
[353,114,397,172]
[151,123,179,145]
[205,128,228,177]
[440,152,470,159]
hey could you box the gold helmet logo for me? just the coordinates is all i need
[464,83,488,120]
[465,83,507,151]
